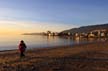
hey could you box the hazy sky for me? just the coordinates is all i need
[0,0,108,34]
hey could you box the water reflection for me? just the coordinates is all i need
[0,35,107,51]
[74,37,80,44]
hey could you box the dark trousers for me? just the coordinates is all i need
[20,51,25,57]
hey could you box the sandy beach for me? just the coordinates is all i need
[0,41,108,71]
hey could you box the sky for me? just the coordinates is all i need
[0,0,108,34]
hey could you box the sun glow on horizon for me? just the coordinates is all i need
[0,20,77,35]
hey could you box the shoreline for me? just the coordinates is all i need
[0,40,102,53]
[0,41,108,71]
[0,40,106,53]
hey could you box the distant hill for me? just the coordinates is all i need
[61,23,108,34]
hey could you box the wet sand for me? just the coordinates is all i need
[0,41,108,71]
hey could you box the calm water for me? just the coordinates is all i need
[0,35,103,51]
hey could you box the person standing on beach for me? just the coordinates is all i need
[18,40,27,58]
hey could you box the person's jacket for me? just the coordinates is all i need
[19,43,26,52]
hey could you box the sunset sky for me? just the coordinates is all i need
[0,0,108,34]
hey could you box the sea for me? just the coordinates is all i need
[0,35,105,51]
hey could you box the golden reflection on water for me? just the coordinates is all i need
[0,35,106,51]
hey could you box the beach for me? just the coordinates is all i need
[0,41,108,71]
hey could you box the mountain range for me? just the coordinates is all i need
[61,23,108,34]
